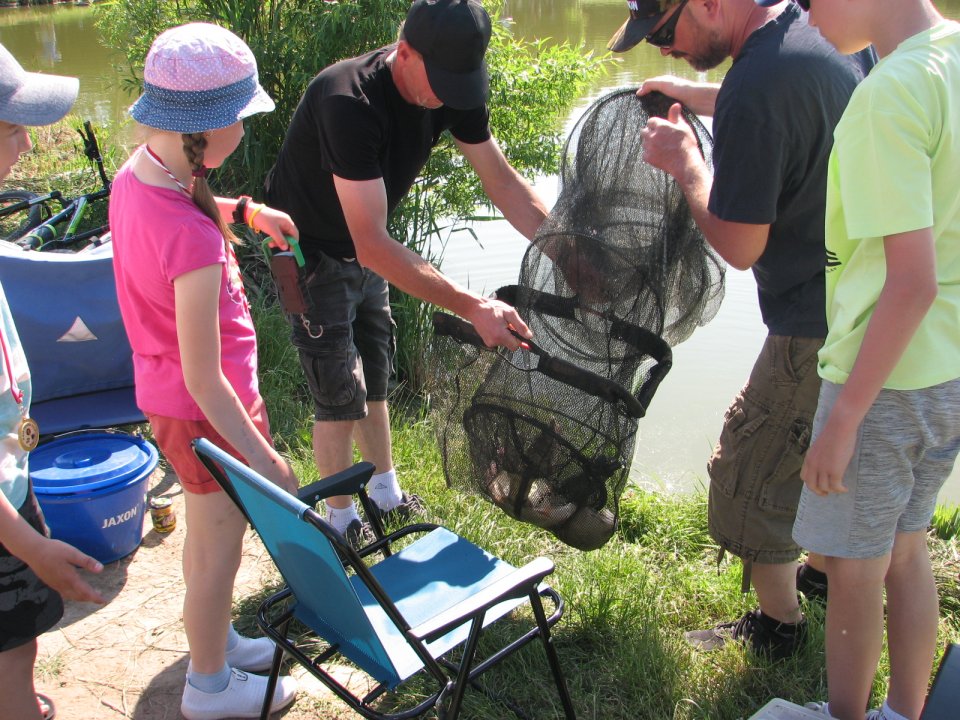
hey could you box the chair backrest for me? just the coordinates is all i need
[192,438,403,685]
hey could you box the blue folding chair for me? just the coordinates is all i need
[192,438,577,720]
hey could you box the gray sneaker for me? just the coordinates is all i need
[343,518,375,549]
[368,493,426,525]
[181,668,296,720]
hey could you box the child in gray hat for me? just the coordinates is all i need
[0,42,105,720]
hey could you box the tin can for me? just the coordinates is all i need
[149,496,176,534]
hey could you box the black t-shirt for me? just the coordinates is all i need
[264,46,491,259]
[710,5,874,337]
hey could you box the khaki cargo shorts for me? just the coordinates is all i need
[707,335,823,564]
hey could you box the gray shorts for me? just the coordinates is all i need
[0,481,64,652]
[290,250,395,422]
[794,378,960,559]
[707,335,823,564]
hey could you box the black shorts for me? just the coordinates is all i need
[290,250,396,422]
[0,481,64,652]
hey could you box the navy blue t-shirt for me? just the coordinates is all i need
[710,5,873,337]
[265,46,491,259]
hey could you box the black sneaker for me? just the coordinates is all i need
[367,493,426,526]
[796,562,828,603]
[684,610,806,661]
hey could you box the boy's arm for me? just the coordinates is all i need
[800,227,939,496]
[0,491,105,603]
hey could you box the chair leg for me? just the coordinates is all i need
[260,642,285,720]
[443,618,485,720]
[530,592,577,720]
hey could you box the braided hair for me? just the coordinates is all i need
[181,132,238,252]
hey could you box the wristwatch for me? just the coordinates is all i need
[233,195,252,225]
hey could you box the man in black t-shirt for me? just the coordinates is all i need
[607,0,873,660]
[265,0,547,541]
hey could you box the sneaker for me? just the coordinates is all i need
[367,493,426,525]
[684,609,806,661]
[343,518,375,549]
[797,562,829,603]
[225,634,277,673]
[181,668,296,720]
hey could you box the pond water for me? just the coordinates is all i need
[2,1,958,503]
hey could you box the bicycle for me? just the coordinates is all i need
[0,121,112,251]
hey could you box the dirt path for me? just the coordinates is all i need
[34,468,352,720]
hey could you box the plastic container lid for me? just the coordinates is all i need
[30,432,158,496]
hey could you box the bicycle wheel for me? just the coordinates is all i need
[0,190,51,242]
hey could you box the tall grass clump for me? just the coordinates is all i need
[932,503,960,540]
[96,0,606,394]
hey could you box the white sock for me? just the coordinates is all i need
[325,501,361,534]
[224,623,240,652]
[187,662,231,694]
[879,700,909,720]
[368,468,402,511]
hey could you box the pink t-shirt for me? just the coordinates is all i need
[109,156,259,420]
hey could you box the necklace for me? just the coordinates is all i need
[0,322,38,451]
[142,145,192,194]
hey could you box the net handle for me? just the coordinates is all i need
[432,311,664,419]
[494,286,675,414]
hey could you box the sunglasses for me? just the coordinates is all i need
[645,0,690,48]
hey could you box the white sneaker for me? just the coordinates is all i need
[181,668,297,720]
[226,634,278,673]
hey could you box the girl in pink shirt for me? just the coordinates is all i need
[109,23,298,720]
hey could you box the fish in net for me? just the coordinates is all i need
[431,89,725,550]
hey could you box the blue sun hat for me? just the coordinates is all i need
[130,22,274,134]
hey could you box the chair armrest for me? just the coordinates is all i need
[298,461,376,507]
[409,556,555,643]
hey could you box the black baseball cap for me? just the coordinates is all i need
[607,0,681,53]
[403,0,491,110]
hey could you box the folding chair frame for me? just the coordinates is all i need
[193,439,577,720]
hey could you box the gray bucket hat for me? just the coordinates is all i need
[0,43,79,126]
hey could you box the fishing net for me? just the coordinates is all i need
[431,89,725,550]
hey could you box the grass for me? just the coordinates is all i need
[241,293,960,720]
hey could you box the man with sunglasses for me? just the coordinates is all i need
[607,0,874,661]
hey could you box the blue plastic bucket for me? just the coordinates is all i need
[31,432,159,564]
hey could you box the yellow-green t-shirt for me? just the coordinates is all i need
[819,20,960,390]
